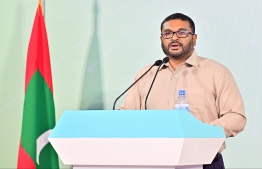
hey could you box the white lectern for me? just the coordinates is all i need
[49,110,225,169]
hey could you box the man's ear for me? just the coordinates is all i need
[193,34,197,46]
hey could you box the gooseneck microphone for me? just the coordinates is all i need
[144,57,169,110]
[113,59,163,110]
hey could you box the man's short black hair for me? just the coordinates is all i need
[160,13,195,34]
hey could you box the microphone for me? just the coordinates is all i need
[113,59,163,110]
[144,57,169,110]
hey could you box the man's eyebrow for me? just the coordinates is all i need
[162,29,172,32]
[178,28,188,31]
[162,28,188,32]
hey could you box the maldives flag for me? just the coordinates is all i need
[17,1,59,169]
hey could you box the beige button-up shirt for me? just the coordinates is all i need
[119,50,246,152]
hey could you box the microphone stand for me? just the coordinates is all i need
[113,60,162,110]
[145,57,169,110]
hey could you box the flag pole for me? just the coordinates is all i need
[42,0,45,19]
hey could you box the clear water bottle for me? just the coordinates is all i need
[175,90,189,111]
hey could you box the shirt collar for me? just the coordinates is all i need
[185,49,200,67]
[161,49,200,69]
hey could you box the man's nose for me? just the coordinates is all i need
[171,32,179,40]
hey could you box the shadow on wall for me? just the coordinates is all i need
[79,0,104,110]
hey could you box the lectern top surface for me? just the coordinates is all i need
[49,110,225,138]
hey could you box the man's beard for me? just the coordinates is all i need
[161,39,194,60]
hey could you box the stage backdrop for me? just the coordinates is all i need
[0,0,261,168]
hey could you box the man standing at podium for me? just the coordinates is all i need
[119,13,246,169]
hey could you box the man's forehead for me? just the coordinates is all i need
[162,19,191,30]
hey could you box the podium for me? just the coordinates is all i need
[49,110,226,169]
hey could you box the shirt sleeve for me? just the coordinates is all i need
[118,69,146,110]
[209,68,247,138]
[118,81,141,110]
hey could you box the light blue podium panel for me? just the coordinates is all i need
[49,110,226,169]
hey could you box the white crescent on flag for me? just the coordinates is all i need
[36,129,52,164]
